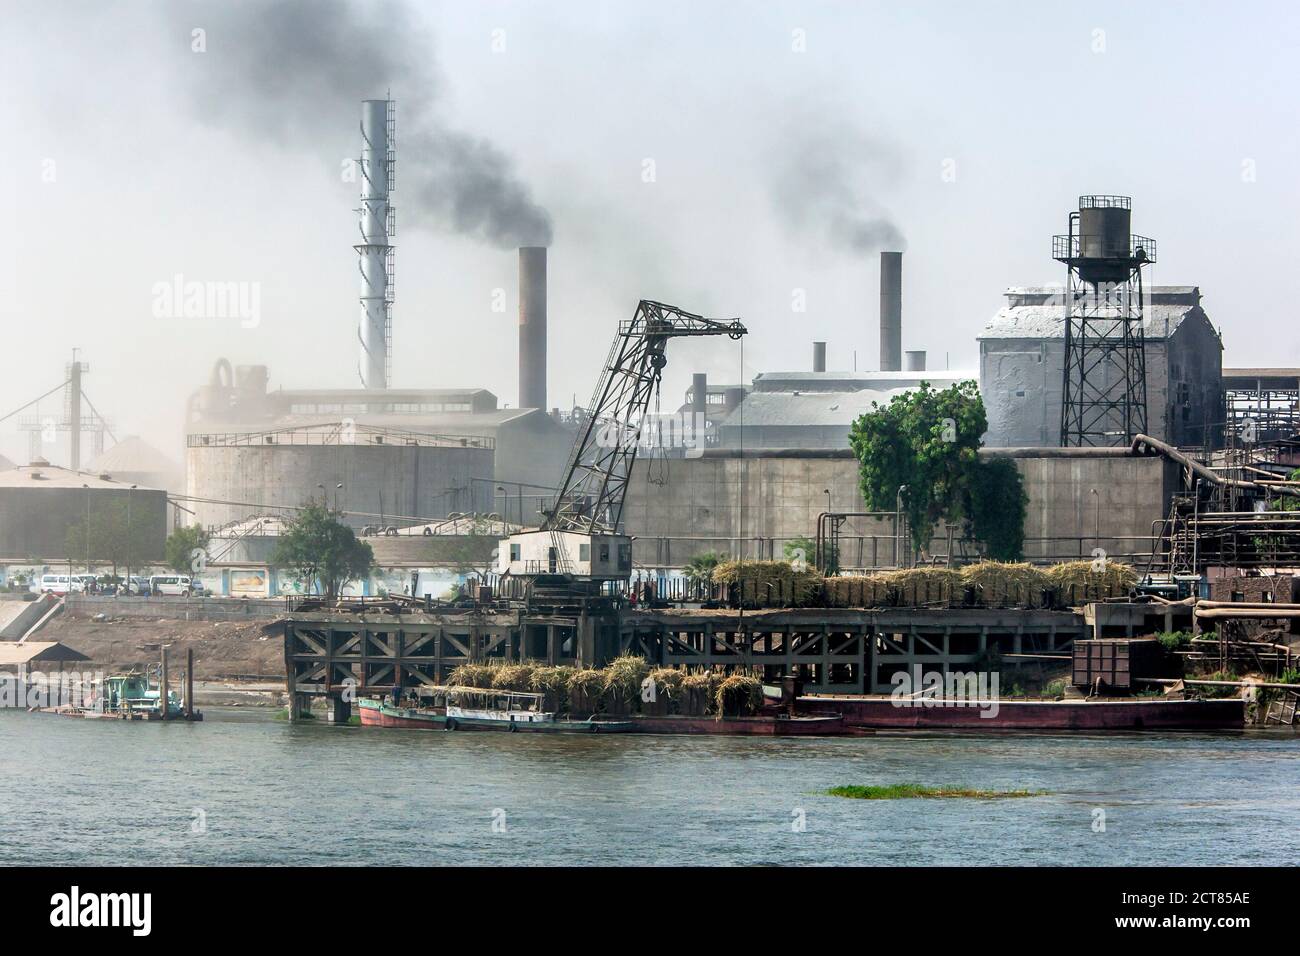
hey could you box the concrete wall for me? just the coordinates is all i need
[623,450,1173,569]
[185,443,493,531]
[1165,316,1223,448]
[0,487,167,561]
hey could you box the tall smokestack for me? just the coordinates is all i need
[691,372,708,441]
[879,251,902,372]
[518,247,547,409]
[812,341,826,373]
[357,98,394,389]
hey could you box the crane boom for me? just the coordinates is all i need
[544,300,746,534]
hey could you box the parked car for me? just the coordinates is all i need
[148,575,205,597]
[126,576,152,596]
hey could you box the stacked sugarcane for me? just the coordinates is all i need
[711,559,822,608]
[1045,560,1137,603]
[959,561,1051,608]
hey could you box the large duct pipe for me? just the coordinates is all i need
[518,247,548,409]
[812,341,826,373]
[879,251,902,372]
[904,350,926,372]
[357,98,393,390]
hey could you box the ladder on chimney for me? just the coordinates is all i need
[384,97,396,386]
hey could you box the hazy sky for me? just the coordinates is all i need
[2,0,1297,466]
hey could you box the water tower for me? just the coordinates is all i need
[1053,195,1156,446]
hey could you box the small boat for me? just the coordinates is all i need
[51,669,202,721]
[357,688,634,733]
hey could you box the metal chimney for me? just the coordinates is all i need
[518,247,548,409]
[904,350,926,372]
[812,341,826,373]
[691,372,708,444]
[879,251,902,372]
[356,98,394,389]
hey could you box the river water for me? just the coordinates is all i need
[1,708,1296,866]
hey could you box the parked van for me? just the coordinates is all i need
[38,574,73,595]
[149,575,204,597]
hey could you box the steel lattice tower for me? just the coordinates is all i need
[1055,195,1156,447]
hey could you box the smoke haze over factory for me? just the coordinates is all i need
[1,0,1296,464]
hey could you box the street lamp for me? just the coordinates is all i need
[895,484,908,569]
[126,484,137,593]
[1090,487,1100,552]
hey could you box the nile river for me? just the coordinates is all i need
[2,708,1297,866]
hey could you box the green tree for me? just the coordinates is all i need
[966,456,1028,561]
[164,525,211,575]
[65,499,161,578]
[683,551,724,585]
[847,381,1026,560]
[271,504,374,600]
[785,535,837,575]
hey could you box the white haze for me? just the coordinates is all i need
[0,0,1297,467]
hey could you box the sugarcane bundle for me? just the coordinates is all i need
[447,662,497,690]
[529,665,576,713]
[712,559,821,607]
[1045,560,1137,600]
[959,561,1051,607]
[643,667,685,716]
[823,574,893,608]
[490,663,537,692]
[681,670,723,716]
[883,567,962,607]
[568,668,605,715]
[601,654,651,714]
[715,674,763,718]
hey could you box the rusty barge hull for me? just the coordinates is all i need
[800,696,1245,731]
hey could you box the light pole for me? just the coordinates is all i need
[895,484,908,569]
[496,486,507,527]
[1090,487,1100,553]
[126,484,137,593]
[82,484,91,579]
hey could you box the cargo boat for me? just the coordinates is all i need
[357,691,635,733]
[799,695,1244,731]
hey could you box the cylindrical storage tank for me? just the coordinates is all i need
[879,251,902,372]
[518,247,548,409]
[812,341,826,373]
[1078,196,1131,261]
[904,350,926,372]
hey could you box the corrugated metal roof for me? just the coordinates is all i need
[980,286,1208,341]
[0,641,91,665]
[0,464,165,491]
[718,389,914,428]
[752,370,976,393]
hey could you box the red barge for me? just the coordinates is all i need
[799,695,1245,731]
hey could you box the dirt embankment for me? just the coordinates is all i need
[40,612,285,682]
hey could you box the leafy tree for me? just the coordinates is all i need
[164,525,211,575]
[847,381,1026,560]
[683,551,724,585]
[271,504,374,600]
[65,499,162,578]
[966,456,1028,561]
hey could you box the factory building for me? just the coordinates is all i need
[184,362,568,531]
[979,286,1223,448]
[714,366,974,450]
[0,460,167,562]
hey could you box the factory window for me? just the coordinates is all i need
[579,543,590,562]
[509,543,520,562]
[617,544,631,571]
[599,544,610,562]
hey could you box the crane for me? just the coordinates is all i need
[500,299,746,583]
